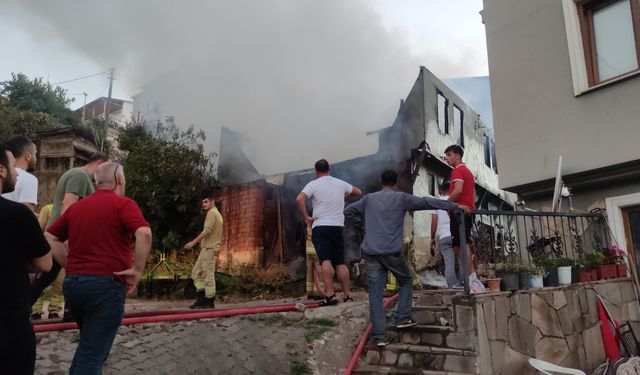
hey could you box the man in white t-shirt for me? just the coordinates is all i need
[1,136,38,213]
[430,182,460,287]
[296,159,361,306]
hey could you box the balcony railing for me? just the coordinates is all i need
[454,209,611,293]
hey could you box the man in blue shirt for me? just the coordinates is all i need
[344,170,467,346]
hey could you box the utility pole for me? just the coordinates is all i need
[81,92,88,122]
[102,67,115,152]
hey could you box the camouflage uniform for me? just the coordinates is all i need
[191,207,223,298]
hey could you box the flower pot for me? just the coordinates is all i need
[486,278,501,292]
[589,268,598,281]
[617,264,628,278]
[543,268,559,287]
[596,264,617,280]
[558,266,572,285]
[520,273,543,289]
[571,266,579,283]
[578,269,592,283]
[496,272,519,291]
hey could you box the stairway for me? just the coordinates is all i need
[354,290,478,375]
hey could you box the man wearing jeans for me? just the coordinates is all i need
[430,182,460,287]
[345,170,465,346]
[46,162,152,374]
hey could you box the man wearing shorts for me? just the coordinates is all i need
[296,159,361,306]
[444,145,484,292]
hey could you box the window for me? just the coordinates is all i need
[572,0,640,87]
[483,135,491,168]
[491,140,498,173]
[437,91,449,134]
[428,173,435,196]
[453,105,464,146]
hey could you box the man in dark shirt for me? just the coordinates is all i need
[0,144,52,375]
[344,170,466,346]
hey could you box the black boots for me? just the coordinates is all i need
[190,291,215,309]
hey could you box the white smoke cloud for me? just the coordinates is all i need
[3,0,485,174]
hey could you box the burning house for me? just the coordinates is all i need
[216,66,515,274]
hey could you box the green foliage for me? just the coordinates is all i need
[118,116,217,250]
[533,253,557,270]
[578,251,605,268]
[0,73,87,142]
[1,73,79,126]
[290,361,311,375]
[495,262,522,273]
[303,318,335,343]
[556,258,575,267]
[520,264,546,276]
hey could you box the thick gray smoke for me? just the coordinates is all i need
[3,0,483,175]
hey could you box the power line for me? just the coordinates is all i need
[52,71,107,85]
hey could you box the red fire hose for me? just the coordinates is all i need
[343,294,398,375]
[34,301,321,333]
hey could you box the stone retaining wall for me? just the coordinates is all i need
[467,278,640,374]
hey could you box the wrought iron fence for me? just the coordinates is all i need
[467,209,611,278]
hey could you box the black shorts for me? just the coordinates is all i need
[311,226,346,267]
[450,213,473,247]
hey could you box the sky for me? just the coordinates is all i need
[0,1,490,173]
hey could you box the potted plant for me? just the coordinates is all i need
[582,251,605,280]
[556,258,574,285]
[519,265,545,289]
[592,249,617,280]
[534,253,559,287]
[495,261,521,291]
[607,245,627,278]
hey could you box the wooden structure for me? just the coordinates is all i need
[34,127,99,208]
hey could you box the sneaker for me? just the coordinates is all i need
[374,337,392,347]
[396,319,417,329]
[319,294,338,306]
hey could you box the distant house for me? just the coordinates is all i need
[216,66,514,272]
[75,97,134,151]
[482,0,640,272]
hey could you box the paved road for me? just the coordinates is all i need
[35,313,310,375]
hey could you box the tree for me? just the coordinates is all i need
[1,73,79,126]
[118,116,217,250]
[0,73,83,141]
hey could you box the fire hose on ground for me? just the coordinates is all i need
[33,301,321,333]
[34,294,399,375]
[344,294,398,375]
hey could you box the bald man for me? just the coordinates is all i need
[46,162,152,373]
[31,152,109,319]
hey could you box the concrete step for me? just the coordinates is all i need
[362,343,477,373]
[390,325,453,332]
[353,364,474,375]
[410,305,453,326]
[414,292,460,306]
[412,304,452,311]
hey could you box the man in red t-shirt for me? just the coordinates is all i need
[444,145,483,291]
[45,162,152,374]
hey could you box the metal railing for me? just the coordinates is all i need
[456,209,611,294]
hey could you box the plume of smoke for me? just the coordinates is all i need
[4,0,483,174]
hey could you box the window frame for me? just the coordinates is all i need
[576,0,640,86]
[453,104,464,147]
[436,90,449,135]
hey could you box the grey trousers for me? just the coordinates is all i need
[437,236,460,287]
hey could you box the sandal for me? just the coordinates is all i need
[343,296,354,302]
[319,294,338,306]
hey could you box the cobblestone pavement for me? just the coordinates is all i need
[35,313,310,375]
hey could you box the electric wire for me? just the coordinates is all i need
[52,71,107,85]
